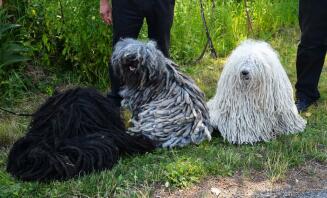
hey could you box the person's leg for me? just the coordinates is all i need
[295,44,326,101]
[145,0,175,57]
[112,0,144,45]
[109,0,144,104]
[295,0,327,111]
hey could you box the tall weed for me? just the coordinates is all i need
[0,9,29,104]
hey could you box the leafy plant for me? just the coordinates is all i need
[22,0,112,85]
[0,9,30,104]
[0,9,29,72]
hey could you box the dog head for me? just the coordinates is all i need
[223,40,276,89]
[111,39,168,88]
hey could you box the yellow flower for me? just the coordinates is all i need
[31,9,36,17]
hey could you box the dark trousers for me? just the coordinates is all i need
[108,0,175,99]
[295,0,327,101]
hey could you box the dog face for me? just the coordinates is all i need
[111,39,167,88]
[225,51,273,89]
[239,59,269,82]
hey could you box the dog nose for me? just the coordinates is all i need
[241,70,249,76]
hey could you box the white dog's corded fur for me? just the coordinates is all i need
[207,40,306,144]
[111,39,212,148]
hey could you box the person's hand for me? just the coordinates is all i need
[100,0,112,25]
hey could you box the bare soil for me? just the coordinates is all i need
[154,161,327,198]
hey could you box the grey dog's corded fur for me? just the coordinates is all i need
[111,39,212,148]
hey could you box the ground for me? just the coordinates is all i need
[155,161,327,197]
[0,28,326,197]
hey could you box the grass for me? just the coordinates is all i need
[0,119,26,147]
[0,27,327,197]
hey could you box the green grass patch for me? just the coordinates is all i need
[0,119,26,147]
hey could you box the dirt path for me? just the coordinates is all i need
[154,161,327,197]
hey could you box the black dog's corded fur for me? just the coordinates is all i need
[6,88,155,182]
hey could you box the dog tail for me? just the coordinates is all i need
[6,88,155,182]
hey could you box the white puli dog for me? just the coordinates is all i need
[207,40,306,144]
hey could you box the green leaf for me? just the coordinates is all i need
[0,55,30,69]
[0,24,21,36]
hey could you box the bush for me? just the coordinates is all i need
[23,0,112,84]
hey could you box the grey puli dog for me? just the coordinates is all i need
[111,38,212,148]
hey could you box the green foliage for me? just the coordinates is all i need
[0,9,30,104]
[0,9,29,68]
[2,0,298,84]
[0,0,299,105]
[3,0,28,18]
[0,21,28,67]
[0,25,28,68]
[170,0,298,61]
[23,0,112,84]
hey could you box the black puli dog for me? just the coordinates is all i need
[6,88,155,182]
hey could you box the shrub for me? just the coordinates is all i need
[23,0,112,84]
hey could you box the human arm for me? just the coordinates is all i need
[100,0,112,25]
